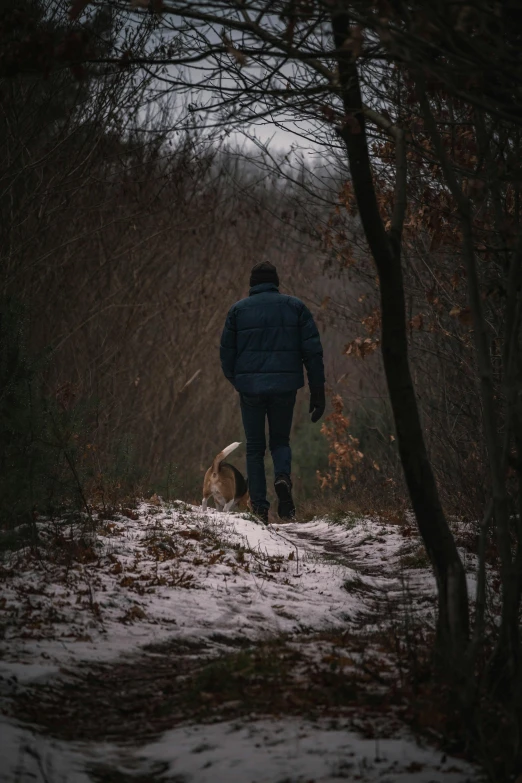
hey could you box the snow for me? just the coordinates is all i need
[0,714,479,783]
[0,502,485,782]
[133,717,478,783]
[0,717,91,783]
[1,504,396,671]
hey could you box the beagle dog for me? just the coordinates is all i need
[202,442,250,512]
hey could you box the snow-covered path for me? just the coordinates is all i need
[0,505,409,670]
[0,503,483,783]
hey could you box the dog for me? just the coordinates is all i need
[202,442,250,512]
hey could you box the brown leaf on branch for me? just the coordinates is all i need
[410,313,424,330]
[228,46,248,66]
[458,307,473,326]
[222,32,248,66]
[320,104,337,123]
[317,394,364,489]
[344,336,380,359]
[339,180,357,215]
[449,306,473,326]
[361,309,381,336]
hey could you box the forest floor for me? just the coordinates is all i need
[0,501,485,783]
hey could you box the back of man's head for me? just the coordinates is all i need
[250,262,279,288]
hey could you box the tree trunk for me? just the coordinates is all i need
[331,10,469,661]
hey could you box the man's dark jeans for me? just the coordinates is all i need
[239,391,297,512]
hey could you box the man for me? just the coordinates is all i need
[220,261,325,523]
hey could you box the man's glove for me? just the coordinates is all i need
[309,386,325,423]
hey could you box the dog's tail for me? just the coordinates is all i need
[212,442,241,476]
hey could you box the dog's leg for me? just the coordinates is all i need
[202,497,208,511]
[224,499,236,513]
[215,501,224,512]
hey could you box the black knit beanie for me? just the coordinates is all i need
[250,261,279,288]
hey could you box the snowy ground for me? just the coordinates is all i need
[2,713,479,783]
[0,502,484,782]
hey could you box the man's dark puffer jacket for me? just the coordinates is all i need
[220,282,325,394]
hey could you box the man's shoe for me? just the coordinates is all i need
[274,474,296,519]
[252,506,269,525]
